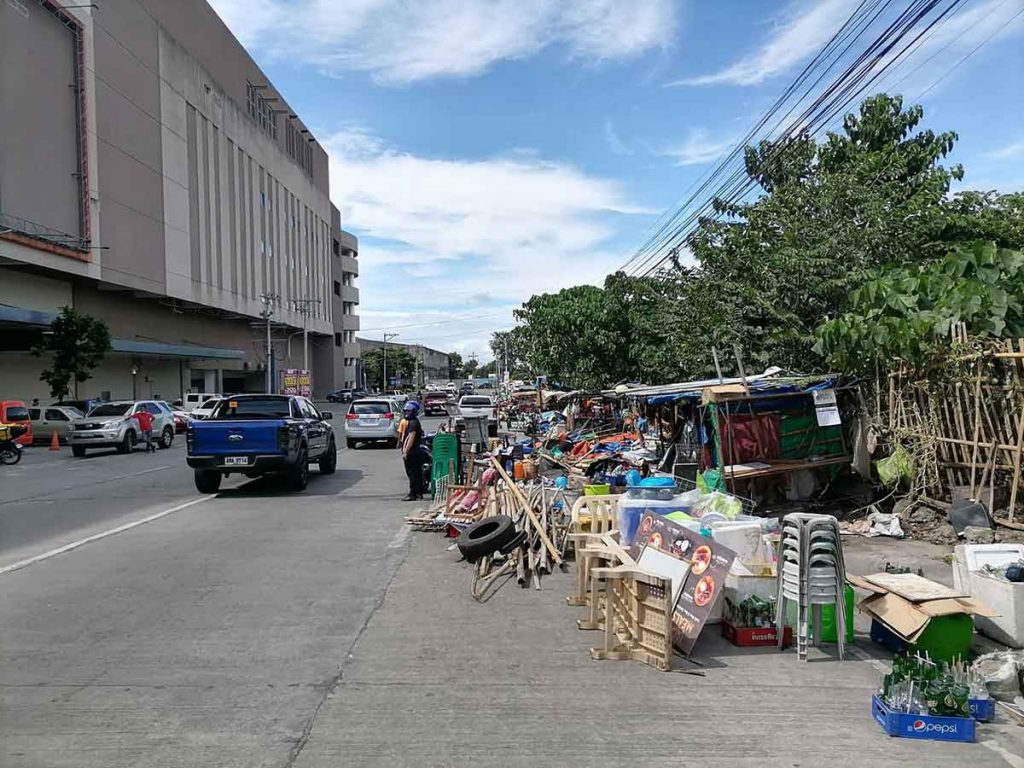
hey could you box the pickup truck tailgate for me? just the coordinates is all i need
[191,420,282,455]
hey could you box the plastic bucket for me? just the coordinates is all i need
[585,484,610,496]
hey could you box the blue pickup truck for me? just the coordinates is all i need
[186,394,336,493]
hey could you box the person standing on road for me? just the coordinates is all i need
[400,401,426,501]
[135,408,156,453]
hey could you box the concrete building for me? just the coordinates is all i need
[357,338,450,388]
[0,0,359,403]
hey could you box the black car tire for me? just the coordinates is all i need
[159,426,174,448]
[71,446,86,457]
[194,469,222,494]
[319,438,337,474]
[286,445,309,491]
[456,515,517,561]
[346,438,357,449]
[118,431,136,454]
[386,438,398,449]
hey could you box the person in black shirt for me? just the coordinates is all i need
[401,401,427,500]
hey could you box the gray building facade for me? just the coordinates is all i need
[357,338,450,388]
[0,0,359,402]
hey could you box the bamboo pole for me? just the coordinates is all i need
[969,364,984,494]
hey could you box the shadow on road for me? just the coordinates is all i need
[212,468,364,498]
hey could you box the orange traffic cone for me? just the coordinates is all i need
[50,431,61,451]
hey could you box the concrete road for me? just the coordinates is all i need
[4,415,1024,767]
[0,415,445,768]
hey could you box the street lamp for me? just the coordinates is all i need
[382,332,399,392]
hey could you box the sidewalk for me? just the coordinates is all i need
[292,530,1024,767]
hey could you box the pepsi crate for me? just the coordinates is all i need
[969,697,995,722]
[872,695,976,742]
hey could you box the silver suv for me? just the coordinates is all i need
[68,400,176,457]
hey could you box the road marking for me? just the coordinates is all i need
[981,740,1024,768]
[388,524,413,549]
[2,463,178,505]
[846,644,888,672]
[0,495,213,576]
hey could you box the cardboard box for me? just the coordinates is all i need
[849,572,995,645]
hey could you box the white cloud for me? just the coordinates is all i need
[603,120,633,156]
[668,0,850,87]
[208,0,676,84]
[325,128,650,356]
[985,140,1024,160]
[662,130,736,166]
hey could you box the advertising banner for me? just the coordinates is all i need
[280,368,312,398]
[629,513,736,656]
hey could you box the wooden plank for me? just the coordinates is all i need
[489,456,562,565]
[969,365,984,493]
[995,517,1024,532]
[862,572,969,601]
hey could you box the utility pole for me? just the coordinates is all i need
[291,298,321,373]
[260,293,280,393]
[382,332,399,392]
[503,335,510,385]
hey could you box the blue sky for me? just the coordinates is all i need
[209,0,1024,362]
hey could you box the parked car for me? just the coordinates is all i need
[385,390,409,405]
[344,398,401,449]
[158,401,190,433]
[181,392,220,413]
[55,398,106,415]
[68,400,176,456]
[190,397,222,420]
[27,405,84,444]
[326,389,353,403]
[456,394,498,437]
[186,394,336,493]
[0,401,33,446]
[423,391,450,416]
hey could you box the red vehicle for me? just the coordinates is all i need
[0,400,33,446]
[423,391,450,416]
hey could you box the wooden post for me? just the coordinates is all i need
[969,364,984,495]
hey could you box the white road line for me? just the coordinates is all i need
[0,495,213,576]
[981,740,1024,768]
[388,524,413,549]
[846,644,888,672]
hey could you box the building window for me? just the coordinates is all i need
[246,82,277,140]
[333,239,340,257]
[343,330,355,343]
[342,273,354,286]
[334,333,342,347]
[333,280,341,296]
[342,302,354,315]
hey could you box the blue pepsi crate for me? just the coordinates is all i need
[970,697,995,722]
[872,695,976,742]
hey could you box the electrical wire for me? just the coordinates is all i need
[619,0,992,279]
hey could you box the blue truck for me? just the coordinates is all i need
[186,394,337,493]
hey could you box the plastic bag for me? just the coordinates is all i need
[876,445,915,488]
[694,491,742,520]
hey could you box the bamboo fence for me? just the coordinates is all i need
[877,332,1024,526]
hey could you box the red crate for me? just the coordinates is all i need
[722,621,792,647]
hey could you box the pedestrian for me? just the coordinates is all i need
[31,398,39,407]
[400,400,426,500]
[135,408,156,453]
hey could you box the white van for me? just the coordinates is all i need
[182,392,220,413]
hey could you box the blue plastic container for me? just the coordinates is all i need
[871,695,976,742]
[969,698,995,722]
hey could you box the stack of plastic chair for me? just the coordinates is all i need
[775,512,847,661]
[430,432,460,499]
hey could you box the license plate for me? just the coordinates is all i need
[359,418,377,426]
[224,456,249,466]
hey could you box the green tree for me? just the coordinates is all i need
[490,329,529,377]
[31,306,112,400]
[362,347,416,389]
[447,351,464,380]
[817,242,1024,373]
[683,94,968,373]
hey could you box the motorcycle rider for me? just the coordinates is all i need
[400,400,427,501]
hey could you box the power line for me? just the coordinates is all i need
[619,0,993,279]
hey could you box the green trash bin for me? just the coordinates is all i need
[820,584,855,644]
